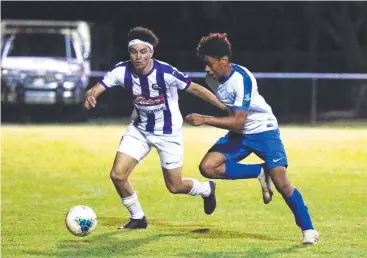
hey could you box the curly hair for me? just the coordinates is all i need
[196,33,232,62]
[127,26,159,48]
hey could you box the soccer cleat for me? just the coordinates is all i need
[257,165,274,204]
[117,216,148,230]
[203,181,216,215]
[302,229,319,244]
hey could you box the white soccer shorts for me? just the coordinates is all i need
[117,124,183,169]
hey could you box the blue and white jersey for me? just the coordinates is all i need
[100,59,191,135]
[216,64,278,134]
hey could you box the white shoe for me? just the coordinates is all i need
[257,166,273,204]
[302,229,319,244]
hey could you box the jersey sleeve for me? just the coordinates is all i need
[232,74,253,111]
[100,64,126,89]
[163,67,192,90]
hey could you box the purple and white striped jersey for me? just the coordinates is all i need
[100,59,191,135]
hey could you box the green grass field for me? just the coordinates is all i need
[2,123,367,257]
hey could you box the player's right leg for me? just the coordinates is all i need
[112,124,151,230]
[199,132,273,204]
[199,132,253,179]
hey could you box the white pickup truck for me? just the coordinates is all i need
[1,20,91,121]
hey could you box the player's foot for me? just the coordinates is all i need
[117,216,148,230]
[302,229,319,244]
[203,181,216,215]
[258,164,273,204]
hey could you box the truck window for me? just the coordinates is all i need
[7,33,76,58]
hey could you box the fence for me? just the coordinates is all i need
[90,71,367,124]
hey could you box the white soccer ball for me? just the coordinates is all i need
[65,205,98,237]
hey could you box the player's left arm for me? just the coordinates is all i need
[186,82,229,112]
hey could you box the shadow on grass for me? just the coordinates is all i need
[95,216,213,229]
[97,216,126,227]
[25,217,281,257]
[26,230,185,257]
[176,245,303,258]
[148,218,276,241]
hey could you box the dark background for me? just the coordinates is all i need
[2,1,367,122]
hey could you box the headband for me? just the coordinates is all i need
[128,39,153,50]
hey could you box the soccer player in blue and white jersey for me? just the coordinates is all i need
[185,33,319,244]
[84,27,229,230]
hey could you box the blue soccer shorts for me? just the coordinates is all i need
[208,129,288,169]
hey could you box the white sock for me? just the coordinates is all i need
[121,192,145,219]
[186,178,212,197]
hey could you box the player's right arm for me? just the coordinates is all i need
[84,63,126,109]
[84,83,106,109]
[185,110,247,132]
[186,72,252,132]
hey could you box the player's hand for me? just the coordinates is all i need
[84,90,97,109]
[185,113,206,126]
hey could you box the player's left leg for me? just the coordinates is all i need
[150,132,216,215]
[270,166,318,244]
[162,166,216,215]
[250,128,318,244]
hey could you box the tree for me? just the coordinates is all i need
[322,2,367,117]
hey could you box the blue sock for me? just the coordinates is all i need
[285,188,314,230]
[223,161,262,179]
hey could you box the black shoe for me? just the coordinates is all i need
[203,181,216,215]
[118,216,148,230]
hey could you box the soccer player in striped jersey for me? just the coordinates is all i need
[185,33,318,244]
[84,27,228,230]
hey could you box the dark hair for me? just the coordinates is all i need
[127,26,159,48]
[196,33,232,62]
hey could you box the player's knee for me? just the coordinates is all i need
[276,182,293,197]
[110,167,129,182]
[167,185,180,194]
[165,183,182,194]
[270,166,294,197]
[199,162,215,179]
[273,178,294,197]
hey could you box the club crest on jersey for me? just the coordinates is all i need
[244,93,251,102]
[151,84,162,90]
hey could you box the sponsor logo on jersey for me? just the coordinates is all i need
[134,94,166,113]
[134,95,165,106]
